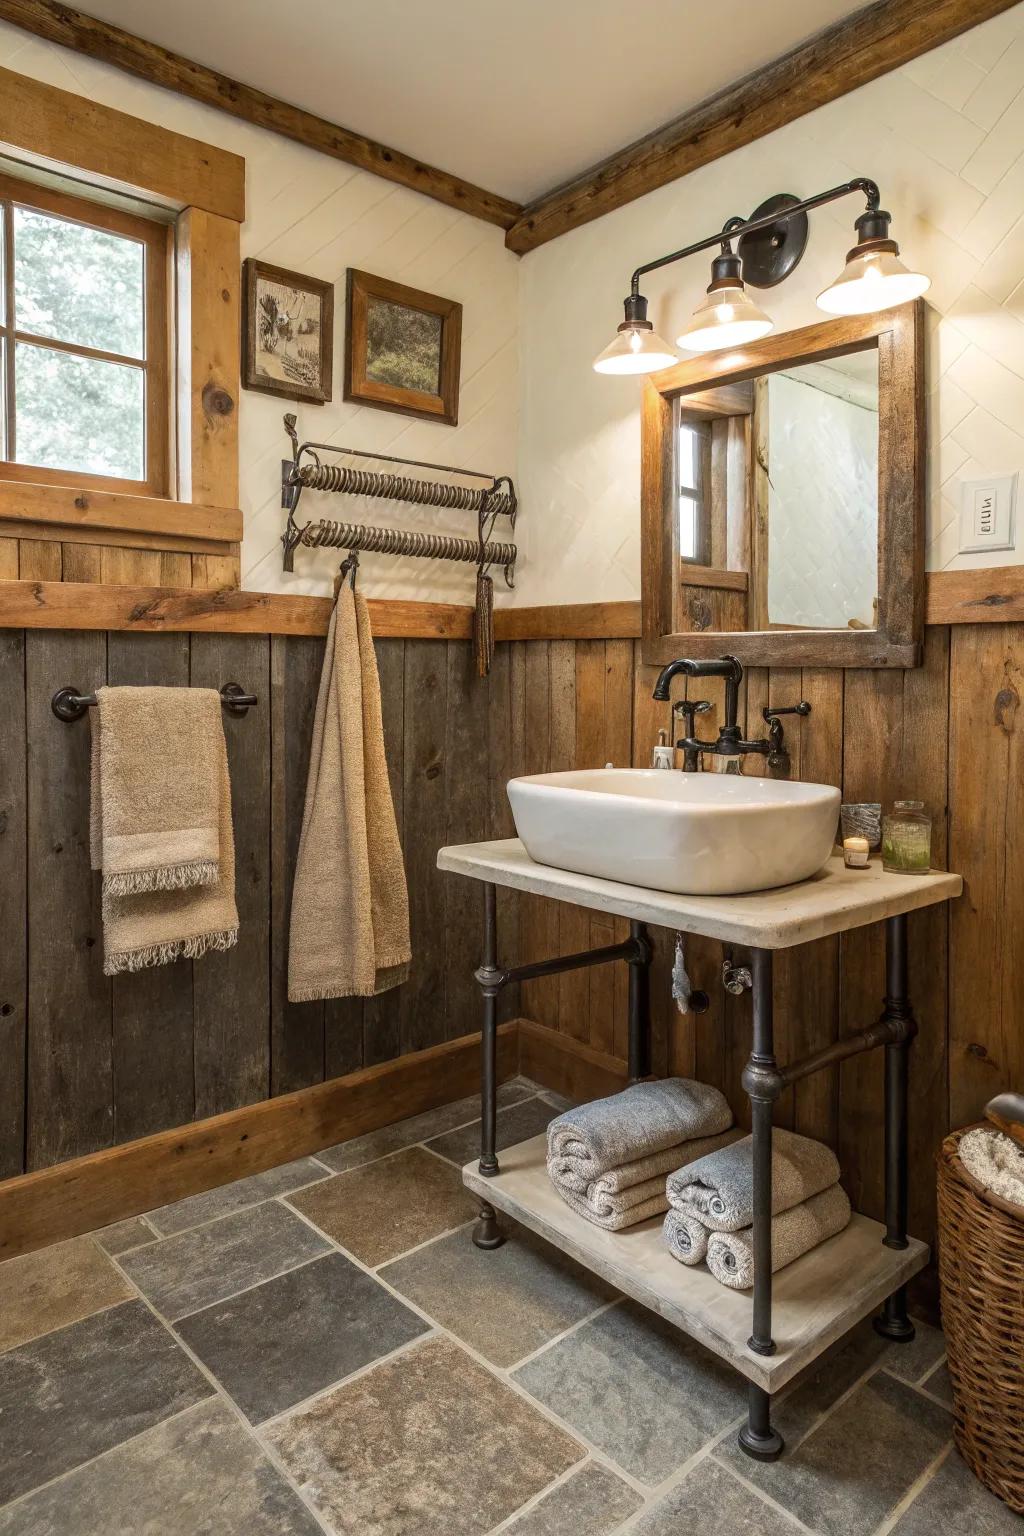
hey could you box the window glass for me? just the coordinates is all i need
[14,206,145,359]
[678,422,697,491]
[679,495,698,560]
[15,342,144,480]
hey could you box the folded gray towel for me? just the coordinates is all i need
[667,1128,840,1232]
[566,1130,741,1229]
[547,1079,732,1184]
[663,1208,710,1265]
[705,1185,852,1290]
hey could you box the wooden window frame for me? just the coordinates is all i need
[0,64,246,564]
[641,302,925,670]
[0,172,171,499]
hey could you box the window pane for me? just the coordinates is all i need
[14,208,145,359]
[679,494,698,560]
[0,204,5,327]
[678,423,697,491]
[15,342,144,480]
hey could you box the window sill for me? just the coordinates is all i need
[0,477,242,553]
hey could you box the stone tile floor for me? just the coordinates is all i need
[0,1076,1017,1535]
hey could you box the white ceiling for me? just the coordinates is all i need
[77,0,868,204]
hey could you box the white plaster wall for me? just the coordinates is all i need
[766,373,878,629]
[516,3,1024,605]
[0,21,519,604]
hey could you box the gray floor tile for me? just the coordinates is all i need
[513,1299,746,1486]
[503,1461,642,1534]
[94,1216,157,1257]
[761,1317,889,1449]
[266,1334,584,1536]
[288,1145,477,1266]
[177,1251,429,1423]
[721,1367,952,1536]
[891,1445,1023,1534]
[920,1359,954,1405]
[0,1300,211,1505]
[120,1201,330,1321]
[883,1316,947,1384]
[426,1096,558,1167]
[0,1236,134,1353]
[636,1458,803,1535]
[146,1158,329,1236]
[0,1398,321,1535]
[381,1218,615,1367]
[317,1083,532,1174]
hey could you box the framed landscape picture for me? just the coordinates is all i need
[344,269,462,425]
[242,259,334,405]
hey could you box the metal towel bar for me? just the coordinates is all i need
[52,683,258,723]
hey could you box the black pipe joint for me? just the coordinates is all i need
[879,999,918,1046]
[741,1058,784,1104]
[474,964,506,998]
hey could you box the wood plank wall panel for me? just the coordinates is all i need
[0,631,27,1178]
[2,627,509,1175]
[508,622,1018,1258]
[25,629,111,1169]
[190,633,272,1118]
[948,623,1024,1128]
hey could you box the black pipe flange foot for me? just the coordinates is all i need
[738,1424,785,1462]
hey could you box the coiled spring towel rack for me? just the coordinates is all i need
[280,413,517,673]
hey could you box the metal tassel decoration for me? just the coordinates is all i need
[474,567,494,677]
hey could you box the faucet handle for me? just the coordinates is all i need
[674,699,712,729]
[762,701,811,722]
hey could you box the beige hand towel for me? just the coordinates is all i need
[288,584,410,1001]
[90,686,223,895]
[97,723,239,976]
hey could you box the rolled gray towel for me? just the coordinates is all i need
[667,1128,840,1232]
[566,1129,741,1229]
[706,1185,852,1290]
[664,1208,710,1265]
[547,1079,732,1185]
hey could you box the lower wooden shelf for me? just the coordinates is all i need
[463,1133,929,1394]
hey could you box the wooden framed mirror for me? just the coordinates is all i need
[640,301,924,669]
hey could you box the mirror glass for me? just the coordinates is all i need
[676,344,879,634]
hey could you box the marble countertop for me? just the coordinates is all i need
[436,839,962,950]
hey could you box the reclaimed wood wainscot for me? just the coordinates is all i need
[437,838,961,1462]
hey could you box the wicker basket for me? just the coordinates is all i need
[937,1125,1024,1514]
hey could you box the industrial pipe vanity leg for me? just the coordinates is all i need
[874,913,917,1342]
[472,882,505,1250]
[627,920,653,1081]
[739,947,784,1462]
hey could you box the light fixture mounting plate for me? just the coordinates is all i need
[738,193,809,289]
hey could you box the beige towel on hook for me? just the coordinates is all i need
[288,583,410,1001]
[91,690,239,975]
[90,686,223,895]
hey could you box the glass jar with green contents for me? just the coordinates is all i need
[882,800,931,874]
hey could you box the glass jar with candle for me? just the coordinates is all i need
[882,801,931,875]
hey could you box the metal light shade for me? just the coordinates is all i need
[816,246,930,315]
[592,322,677,375]
[675,279,773,353]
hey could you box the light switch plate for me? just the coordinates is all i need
[959,473,1017,554]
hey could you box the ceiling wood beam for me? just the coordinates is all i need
[0,0,522,230]
[505,0,1020,255]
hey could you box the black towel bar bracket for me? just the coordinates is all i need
[51,683,258,723]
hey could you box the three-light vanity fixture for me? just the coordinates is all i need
[592,178,930,374]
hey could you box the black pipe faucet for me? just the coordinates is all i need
[652,655,809,769]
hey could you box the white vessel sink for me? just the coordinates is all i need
[507,769,841,896]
